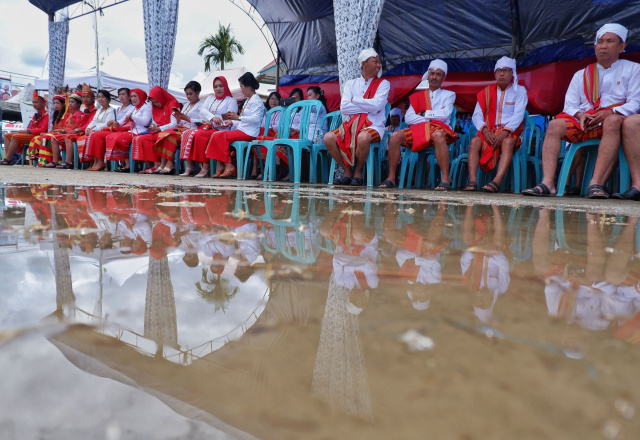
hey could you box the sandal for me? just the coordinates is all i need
[0,159,12,166]
[44,162,59,168]
[56,162,73,169]
[463,181,477,192]
[379,179,396,189]
[179,168,197,177]
[334,176,352,185]
[586,184,609,199]
[212,167,224,178]
[434,181,452,191]
[522,183,556,197]
[351,177,364,186]
[482,181,500,193]
[612,187,640,201]
[139,167,156,174]
[159,168,175,175]
[219,166,237,178]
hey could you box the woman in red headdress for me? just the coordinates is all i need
[180,76,238,177]
[1,91,48,166]
[153,81,203,175]
[104,88,152,172]
[133,86,180,174]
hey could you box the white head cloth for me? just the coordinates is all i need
[595,23,628,44]
[407,290,431,311]
[417,59,448,89]
[495,56,518,91]
[358,48,382,78]
[390,108,402,117]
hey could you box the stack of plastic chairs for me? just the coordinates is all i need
[309,111,342,183]
[328,102,391,187]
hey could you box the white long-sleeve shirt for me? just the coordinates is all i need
[129,103,153,135]
[472,84,528,132]
[194,95,238,130]
[176,100,203,129]
[563,59,640,117]
[405,88,456,128]
[234,94,265,137]
[86,106,116,131]
[340,76,391,138]
[115,104,134,124]
[153,111,178,132]
[460,252,510,295]
[307,105,327,141]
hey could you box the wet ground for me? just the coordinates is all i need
[1,179,640,440]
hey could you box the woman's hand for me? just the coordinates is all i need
[212,117,223,125]
[225,111,240,121]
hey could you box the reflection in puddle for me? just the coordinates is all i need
[1,183,640,438]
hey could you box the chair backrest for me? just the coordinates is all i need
[281,100,324,140]
[322,110,342,132]
[261,105,283,137]
[449,107,457,129]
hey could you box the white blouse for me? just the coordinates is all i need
[130,103,153,135]
[115,104,134,124]
[177,100,203,129]
[234,94,266,137]
[194,95,238,131]
[86,106,116,131]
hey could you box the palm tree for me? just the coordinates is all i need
[198,23,245,71]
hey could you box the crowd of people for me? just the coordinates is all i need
[3,23,640,200]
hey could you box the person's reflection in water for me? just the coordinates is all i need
[382,203,449,310]
[461,205,511,323]
[314,203,374,421]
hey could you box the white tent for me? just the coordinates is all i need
[34,49,187,103]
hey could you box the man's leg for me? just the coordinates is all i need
[538,118,567,192]
[622,115,640,189]
[324,131,352,179]
[354,131,372,179]
[492,137,516,186]
[383,130,406,183]
[466,136,482,184]
[432,131,450,185]
[588,113,623,187]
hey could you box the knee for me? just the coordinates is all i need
[357,131,372,147]
[502,138,515,151]
[547,118,566,136]
[623,114,640,133]
[603,113,623,131]
[390,131,404,148]
[324,132,336,146]
[431,130,445,143]
[469,136,481,151]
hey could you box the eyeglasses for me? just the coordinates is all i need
[495,68,513,74]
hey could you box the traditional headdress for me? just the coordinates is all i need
[69,93,83,104]
[53,94,66,102]
[130,88,148,110]
[82,83,94,97]
[494,56,519,91]
[595,23,628,44]
[213,76,233,99]
[32,90,46,103]
[358,48,382,78]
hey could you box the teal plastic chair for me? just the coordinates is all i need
[524,124,544,189]
[244,106,284,179]
[261,100,324,183]
[310,111,342,183]
[328,102,392,187]
[234,105,266,180]
[397,107,457,189]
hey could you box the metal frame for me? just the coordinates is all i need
[58,0,131,21]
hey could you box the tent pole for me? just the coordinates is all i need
[275,49,280,92]
[93,0,101,89]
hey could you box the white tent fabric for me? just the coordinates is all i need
[34,49,187,103]
[197,67,247,101]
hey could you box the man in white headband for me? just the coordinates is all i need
[379,59,457,189]
[386,107,403,132]
[524,23,640,199]
[465,56,528,193]
[324,48,390,186]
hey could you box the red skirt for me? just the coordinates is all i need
[205,130,255,163]
[182,128,218,163]
[154,127,187,160]
[105,132,134,161]
[132,132,160,162]
[86,130,112,161]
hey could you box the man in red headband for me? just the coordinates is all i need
[1,91,49,165]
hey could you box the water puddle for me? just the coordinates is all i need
[1,183,639,439]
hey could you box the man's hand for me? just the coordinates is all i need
[492,130,510,148]
[586,109,613,130]
[148,125,161,132]
[482,127,496,145]
[577,112,593,131]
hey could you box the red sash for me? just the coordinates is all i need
[337,77,384,166]
[408,89,457,152]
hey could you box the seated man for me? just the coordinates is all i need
[1,91,49,165]
[523,23,640,198]
[385,108,403,132]
[324,48,390,186]
[466,57,528,193]
[379,59,457,190]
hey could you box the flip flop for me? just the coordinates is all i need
[334,176,351,185]
[522,183,556,197]
[43,162,58,168]
[379,179,396,189]
[0,159,13,166]
[463,181,477,192]
[482,181,500,193]
[612,187,640,201]
[351,177,364,186]
[434,182,452,191]
[587,184,609,199]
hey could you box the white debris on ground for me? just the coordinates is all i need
[399,329,434,352]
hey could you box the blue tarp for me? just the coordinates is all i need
[29,0,83,15]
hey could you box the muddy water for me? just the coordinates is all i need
[1,183,639,440]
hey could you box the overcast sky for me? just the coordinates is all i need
[0,0,274,89]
